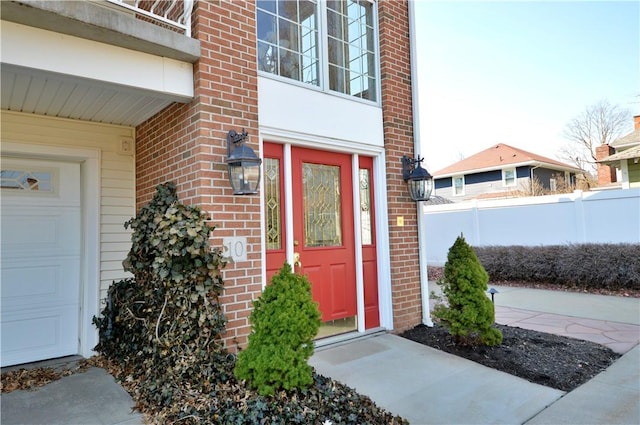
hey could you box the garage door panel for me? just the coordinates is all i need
[1,207,81,258]
[1,159,81,367]
[1,259,80,309]
[1,306,78,366]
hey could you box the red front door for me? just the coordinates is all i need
[291,147,357,322]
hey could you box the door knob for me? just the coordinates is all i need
[293,252,302,267]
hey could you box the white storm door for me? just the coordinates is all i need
[1,158,81,366]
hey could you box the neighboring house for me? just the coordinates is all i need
[432,144,582,201]
[596,115,640,189]
[0,0,428,367]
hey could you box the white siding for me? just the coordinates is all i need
[435,176,531,201]
[1,111,135,309]
[258,77,384,148]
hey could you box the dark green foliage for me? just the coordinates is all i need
[235,263,322,396]
[214,372,408,424]
[475,243,640,290]
[434,235,503,347]
[93,182,230,406]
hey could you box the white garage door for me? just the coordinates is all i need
[1,158,81,367]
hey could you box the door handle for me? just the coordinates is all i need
[293,252,302,268]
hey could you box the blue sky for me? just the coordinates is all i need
[413,0,640,172]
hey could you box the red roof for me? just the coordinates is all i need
[432,143,581,177]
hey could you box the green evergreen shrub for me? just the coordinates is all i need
[433,235,503,346]
[235,263,322,396]
[93,182,230,406]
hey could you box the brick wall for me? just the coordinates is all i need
[378,0,423,332]
[595,144,616,186]
[135,0,261,351]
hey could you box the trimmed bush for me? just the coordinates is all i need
[474,244,640,290]
[235,263,322,396]
[434,235,503,347]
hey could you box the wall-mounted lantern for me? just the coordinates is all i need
[227,129,262,195]
[401,155,433,202]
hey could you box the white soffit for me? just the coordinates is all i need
[1,21,194,126]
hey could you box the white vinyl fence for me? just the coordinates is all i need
[422,188,640,266]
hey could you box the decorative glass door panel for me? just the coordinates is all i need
[264,143,286,283]
[303,163,342,248]
[265,157,282,250]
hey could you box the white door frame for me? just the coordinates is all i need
[1,142,101,358]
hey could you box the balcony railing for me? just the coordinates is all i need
[105,0,194,37]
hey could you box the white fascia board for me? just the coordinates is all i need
[1,21,193,100]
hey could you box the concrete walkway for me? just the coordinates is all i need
[1,366,144,425]
[309,286,640,424]
[311,333,565,424]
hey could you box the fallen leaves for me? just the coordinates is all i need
[1,360,90,393]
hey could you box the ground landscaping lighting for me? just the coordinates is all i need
[226,129,262,195]
[488,287,498,304]
[401,155,433,202]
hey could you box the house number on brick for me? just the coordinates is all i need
[223,237,247,262]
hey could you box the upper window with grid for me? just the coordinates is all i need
[327,0,376,101]
[257,1,320,85]
[257,0,378,102]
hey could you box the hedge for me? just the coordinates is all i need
[473,243,640,291]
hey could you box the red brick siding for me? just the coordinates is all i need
[135,0,261,351]
[378,0,423,332]
[595,144,616,186]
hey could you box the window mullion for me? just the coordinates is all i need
[318,0,329,92]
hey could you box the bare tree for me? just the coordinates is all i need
[559,100,630,172]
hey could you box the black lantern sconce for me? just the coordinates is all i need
[227,129,262,195]
[401,155,433,202]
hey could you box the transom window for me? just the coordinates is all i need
[1,169,54,192]
[257,0,378,102]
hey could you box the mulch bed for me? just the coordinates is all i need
[401,323,622,392]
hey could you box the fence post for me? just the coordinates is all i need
[472,199,481,246]
[573,190,587,243]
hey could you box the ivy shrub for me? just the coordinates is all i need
[434,235,503,347]
[235,263,322,396]
[93,182,230,407]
